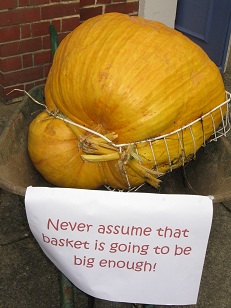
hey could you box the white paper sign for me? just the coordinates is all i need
[25,187,213,305]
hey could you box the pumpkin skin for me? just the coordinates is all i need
[28,111,102,189]
[28,111,144,189]
[28,13,226,189]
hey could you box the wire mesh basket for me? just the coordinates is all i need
[42,90,230,190]
[1,86,230,201]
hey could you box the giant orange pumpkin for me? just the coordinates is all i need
[28,13,226,190]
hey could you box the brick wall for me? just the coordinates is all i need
[0,0,80,103]
[80,0,139,23]
[0,0,139,103]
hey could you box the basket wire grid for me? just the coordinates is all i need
[104,91,231,190]
[23,89,231,190]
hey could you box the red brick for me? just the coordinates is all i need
[34,79,46,87]
[105,2,137,14]
[0,76,6,95]
[30,0,50,5]
[1,56,22,72]
[97,0,112,4]
[20,24,31,39]
[31,21,50,37]
[0,38,42,57]
[25,79,46,92]
[0,0,17,10]
[43,63,52,78]
[0,73,3,88]
[41,3,80,20]
[24,82,35,92]
[2,67,44,87]
[133,1,140,13]
[80,0,96,6]
[34,50,52,66]
[24,82,34,92]
[0,26,20,43]
[0,7,41,27]
[42,35,51,50]
[80,6,103,22]
[23,54,34,68]
[19,0,30,6]
[62,16,80,32]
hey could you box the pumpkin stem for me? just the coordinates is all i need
[127,160,162,188]
[81,153,120,162]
